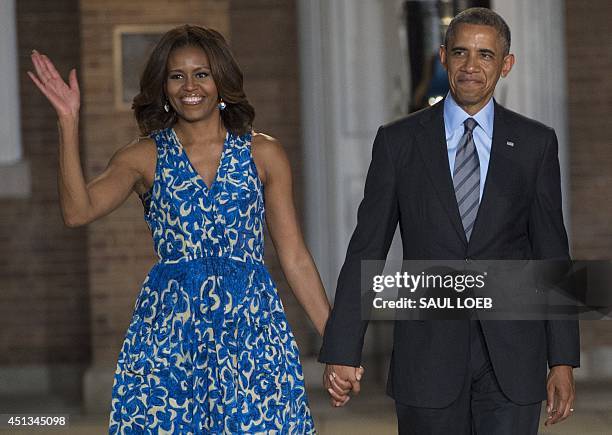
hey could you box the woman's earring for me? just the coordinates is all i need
[218,98,227,111]
[164,101,170,113]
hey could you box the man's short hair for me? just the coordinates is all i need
[444,7,511,56]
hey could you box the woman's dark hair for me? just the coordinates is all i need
[133,25,255,135]
[444,7,511,56]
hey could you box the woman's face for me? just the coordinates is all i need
[165,45,220,123]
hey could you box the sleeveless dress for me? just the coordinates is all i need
[108,128,316,434]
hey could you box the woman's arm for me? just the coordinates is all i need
[29,50,153,227]
[252,133,330,336]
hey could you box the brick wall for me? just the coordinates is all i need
[566,1,612,354]
[0,0,89,367]
[79,0,229,365]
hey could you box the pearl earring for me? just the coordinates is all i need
[218,99,227,111]
[164,101,170,113]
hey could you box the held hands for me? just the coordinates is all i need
[28,50,80,119]
[323,364,365,407]
[545,365,575,426]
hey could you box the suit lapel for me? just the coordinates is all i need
[416,102,467,245]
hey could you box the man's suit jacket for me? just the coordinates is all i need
[319,99,580,408]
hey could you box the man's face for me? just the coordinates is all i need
[440,23,514,115]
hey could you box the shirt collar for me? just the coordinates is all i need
[443,92,494,140]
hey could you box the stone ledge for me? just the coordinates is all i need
[83,363,115,415]
[0,159,31,198]
[0,364,83,400]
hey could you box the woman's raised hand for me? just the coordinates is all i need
[28,50,80,119]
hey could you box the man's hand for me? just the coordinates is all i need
[323,364,365,407]
[545,365,575,426]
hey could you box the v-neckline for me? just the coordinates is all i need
[171,127,229,192]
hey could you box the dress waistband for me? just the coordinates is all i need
[157,255,265,268]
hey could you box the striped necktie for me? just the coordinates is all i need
[453,118,480,241]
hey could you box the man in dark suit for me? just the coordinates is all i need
[319,8,580,434]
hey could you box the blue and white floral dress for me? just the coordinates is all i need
[109,128,315,434]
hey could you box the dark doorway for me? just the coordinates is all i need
[404,0,491,112]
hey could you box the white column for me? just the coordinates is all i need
[0,0,22,164]
[298,0,404,379]
[297,0,333,292]
[0,0,29,198]
[298,0,406,295]
[492,0,571,238]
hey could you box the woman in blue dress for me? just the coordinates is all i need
[29,25,361,434]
